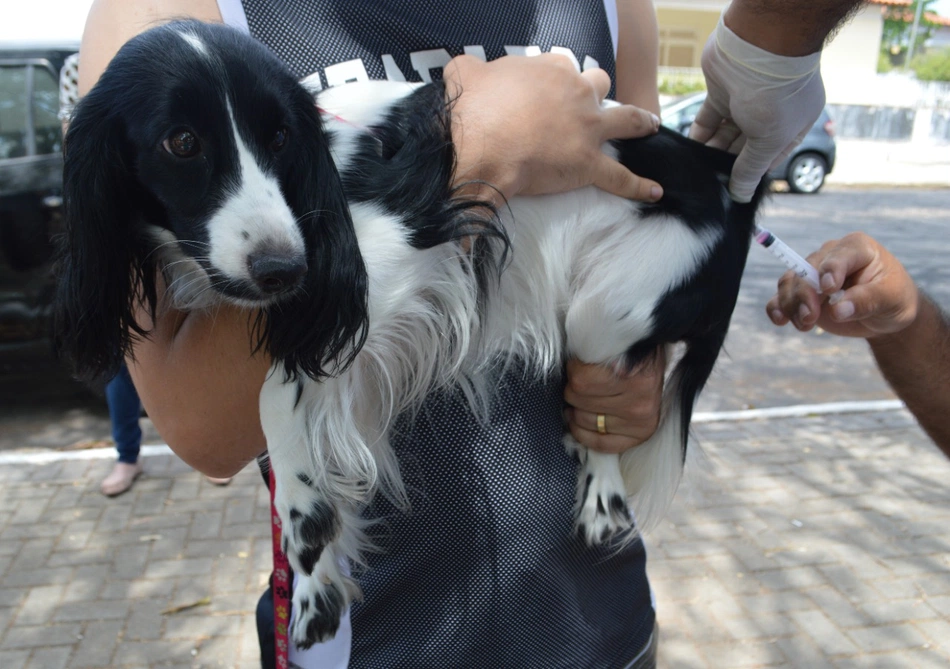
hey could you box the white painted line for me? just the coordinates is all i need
[0,444,171,466]
[0,399,909,465]
[693,399,905,423]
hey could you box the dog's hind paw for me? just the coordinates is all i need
[575,449,633,545]
[291,569,348,648]
[276,474,342,576]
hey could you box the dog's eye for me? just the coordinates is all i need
[163,131,200,158]
[270,127,289,152]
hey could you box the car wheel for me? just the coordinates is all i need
[786,152,827,194]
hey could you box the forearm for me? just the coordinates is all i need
[869,295,950,458]
[723,0,865,56]
[128,303,270,477]
[615,0,660,113]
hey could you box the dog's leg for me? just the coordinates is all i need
[288,503,364,649]
[566,435,632,544]
[260,369,351,645]
[562,297,642,544]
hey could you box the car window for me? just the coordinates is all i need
[0,65,29,160]
[663,99,704,127]
[33,65,62,155]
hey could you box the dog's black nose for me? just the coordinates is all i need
[248,253,307,295]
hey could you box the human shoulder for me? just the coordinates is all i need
[79,0,222,95]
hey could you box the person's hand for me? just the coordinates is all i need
[766,232,920,339]
[444,54,663,203]
[564,349,666,454]
[689,16,825,203]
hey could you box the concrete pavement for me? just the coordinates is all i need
[0,407,948,668]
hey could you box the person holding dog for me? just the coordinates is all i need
[78,0,668,666]
[766,232,950,459]
[74,0,870,666]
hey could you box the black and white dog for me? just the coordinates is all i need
[54,21,765,648]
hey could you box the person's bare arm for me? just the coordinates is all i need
[723,0,865,56]
[869,296,950,458]
[767,233,950,459]
[80,0,270,477]
[615,0,660,114]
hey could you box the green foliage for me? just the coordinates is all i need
[881,0,939,61]
[911,48,950,81]
[657,77,706,96]
[877,50,895,74]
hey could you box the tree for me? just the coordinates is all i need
[881,0,939,65]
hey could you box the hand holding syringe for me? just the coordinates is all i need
[753,225,821,292]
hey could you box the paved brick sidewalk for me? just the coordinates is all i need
[1,409,948,668]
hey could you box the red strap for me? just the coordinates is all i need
[269,466,291,668]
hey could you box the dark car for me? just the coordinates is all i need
[0,44,76,376]
[661,91,837,194]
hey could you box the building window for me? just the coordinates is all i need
[659,27,698,68]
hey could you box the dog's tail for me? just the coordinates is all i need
[619,331,724,532]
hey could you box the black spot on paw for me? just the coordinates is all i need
[288,500,341,575]
[295,583,346,649]
[582,473,593,503]
[297,545,322,576]
[297,500,340,548]
[596,495,606,515]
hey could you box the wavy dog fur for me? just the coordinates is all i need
[53,21,766,649]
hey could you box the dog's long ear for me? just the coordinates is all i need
[263,92,369,381]
[53,90,153,383]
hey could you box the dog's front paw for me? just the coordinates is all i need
[291,568,348,648]
[276,474,341,576]
[574,448,632,545]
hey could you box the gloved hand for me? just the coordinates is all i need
[689,16,826,202]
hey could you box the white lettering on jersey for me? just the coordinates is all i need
[504,45,542,57]
[381,54,408,82]
[549,46,580,70]
[324,58,371,87]
[463,45,487,61]
[582,55,600,71]
[409,48,453,83]
[312,45,594,88]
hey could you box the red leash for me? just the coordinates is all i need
[269,466,291,668]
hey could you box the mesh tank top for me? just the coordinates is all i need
[220,2,656,666]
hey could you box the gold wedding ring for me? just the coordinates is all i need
[596,413,608,435]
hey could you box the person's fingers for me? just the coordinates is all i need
[565,359,626,401]
[688,101,724,143]
[599,104,660,141]
[826,283,881,323]
[590,156,662,202]
[768,128,809,171]
[704,120,742,152]
[775,269,823,331]
[568,408,642,438]
[815,233,877,295]
[727,133,747,155]
[580,67,612,101]
[567,420,643,454]
[766,294,791,326]
[728,141,775,203]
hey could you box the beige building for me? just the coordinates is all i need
[654,0,909,87]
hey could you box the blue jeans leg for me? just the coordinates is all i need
[105,365,143,465]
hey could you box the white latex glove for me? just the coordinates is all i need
[690,16,826,203]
